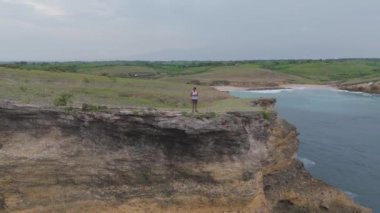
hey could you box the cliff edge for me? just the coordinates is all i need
[0,103,371,213]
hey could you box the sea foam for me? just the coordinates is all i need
[344,190,358,198]
[338,90,374,97]
[298,157,316,169]
[249,89,293,94]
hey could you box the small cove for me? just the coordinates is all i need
[231,88,380,212]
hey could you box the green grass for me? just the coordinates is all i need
[0,67,245,111]
[168,63,309,85]
[53,93,73,106]
[3,59,380,85]
[79,65,159,78]
[259,60,380,83]
[203,98,258,113]
[2,59,380,112]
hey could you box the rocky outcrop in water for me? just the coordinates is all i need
[0,103,371,212]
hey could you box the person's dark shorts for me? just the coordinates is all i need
[192,99,198,103]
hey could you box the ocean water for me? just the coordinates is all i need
[231,88,380,212]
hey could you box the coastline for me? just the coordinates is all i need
[338,81,380,94]
[212,86,250,92]
[281,84,336,90]
[213,84,337,92]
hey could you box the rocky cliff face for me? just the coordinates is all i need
[0,103,371,213]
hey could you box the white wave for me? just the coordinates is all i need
[298,157,316,168]
[343,190,358,198]
[249,89,294,94]
[338,90,374,97]
[287,86,307,90]
[363,93,373,97]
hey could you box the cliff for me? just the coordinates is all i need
[0,103,371,213]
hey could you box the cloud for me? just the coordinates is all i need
[24,0,65,16]
[1,0,66,17]
[1,0,380,61]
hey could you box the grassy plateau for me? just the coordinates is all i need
[1,59,380,112]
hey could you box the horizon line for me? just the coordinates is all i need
[1,57,380,63]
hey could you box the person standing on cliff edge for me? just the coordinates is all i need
[190,87,199,113]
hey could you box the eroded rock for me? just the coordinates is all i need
[252,98,277,108]
[0,104,371,212]
[338,81,380,94]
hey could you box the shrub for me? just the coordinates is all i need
[81,103,108,112]
[108,76,117,83]
[261,110,271,120]
[118,92,129,97]
[82,78,90,83]
[64,106,76,112]
[187,112,219,120]
[186,80,202,85]
[203,112,217,119]
[19,86,27,92]
[54,93,73,106]
[210,80,230,86]
[181,111,192,117]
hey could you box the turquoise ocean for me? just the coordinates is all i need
[231,87,380,212]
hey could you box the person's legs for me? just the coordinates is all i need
[192,100,195,113]
[195,100,198,112]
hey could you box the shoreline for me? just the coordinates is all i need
[213,84,337,92]
[213,84,379,98]
[282,84,337,89]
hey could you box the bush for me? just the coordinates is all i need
[181,111,218,119]
[64,106,76,113]
[261,110,271,120]
[181,111,192,117]
[210,80,230,86]
[82,78,90,83]
[186,80,202,85]
[54,93,73,106]
[108,76,117,83]
[81,103,108,112]
[19,86,27,92]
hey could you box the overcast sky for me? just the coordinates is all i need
[1,0,380,61]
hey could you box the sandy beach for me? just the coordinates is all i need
[213,84,337,92]
[212,86,250,92]
[281,84,337,89]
